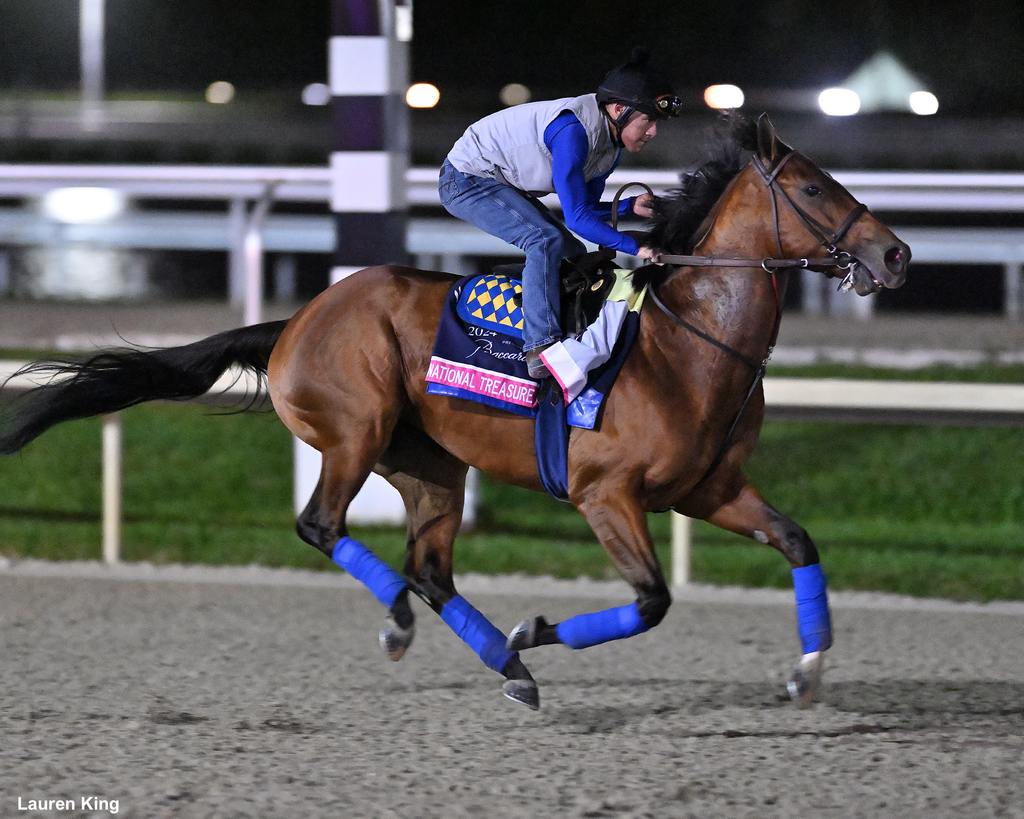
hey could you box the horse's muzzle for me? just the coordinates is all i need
[885,244,909,275]
[850,238,911,295]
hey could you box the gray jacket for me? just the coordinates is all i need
[446,93,619,195]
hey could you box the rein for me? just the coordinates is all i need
[655,153,863,273]
[630,151,870,487]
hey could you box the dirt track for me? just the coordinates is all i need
[2,562,1022,818]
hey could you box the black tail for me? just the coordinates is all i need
[0,320,287,455]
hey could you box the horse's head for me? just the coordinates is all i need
[745,114,910,295]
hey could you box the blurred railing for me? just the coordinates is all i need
[1,164,1024,321]
[4,162,1024,206]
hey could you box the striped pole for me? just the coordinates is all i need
[328,0,409,283]
[294,0,411,523]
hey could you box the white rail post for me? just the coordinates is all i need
[79,0,105,106]
[101,413,122,564]
[227,197,247,308]
[671,512,692,587]
[243,183,279,327]
[1005,262,1022,320]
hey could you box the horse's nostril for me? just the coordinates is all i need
[885,246,905,274]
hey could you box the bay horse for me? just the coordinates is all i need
[0,115,909,710]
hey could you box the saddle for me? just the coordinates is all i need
[491,248,618,336]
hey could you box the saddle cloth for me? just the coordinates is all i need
[426,270,645,426]
[425,270,647,499]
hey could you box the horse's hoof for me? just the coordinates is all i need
[786,651,824,708]
[502,678,540,710]
[379,616,415,662]
[507,615,549,651]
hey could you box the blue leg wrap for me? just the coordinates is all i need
[555,602,649,650]
[440,595,515,673]
[792,564,833,653]
[332,536,407,609]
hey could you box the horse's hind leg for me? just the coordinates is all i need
[378,427,539,709]
[296,470,416,660]
[285,394,425,665]
[689,480,832,707]
[272,287,426,662]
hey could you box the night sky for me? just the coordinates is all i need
[0,0,1022,114]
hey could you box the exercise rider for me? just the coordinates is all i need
[438,47,680,378]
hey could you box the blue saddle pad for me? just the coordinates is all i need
[426,272,642,501]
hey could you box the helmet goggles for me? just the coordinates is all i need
[654,94,683,118]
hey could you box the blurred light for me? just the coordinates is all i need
[703,84,744,109]
[818,87,861,116]
[24,247,148,301]
[499,83,532,107]
[301,82,331,106]
[908,90,939,115]
[205,81,235,104]
[406,82,440,108]
[42,187,126,224]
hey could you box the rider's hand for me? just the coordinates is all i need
[637,246,662,264]
[632,193,656,218]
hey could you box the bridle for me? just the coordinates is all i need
[623,151,873,485]
[634,150,874,371]
[749,151,872,293]
[653,152,871,287]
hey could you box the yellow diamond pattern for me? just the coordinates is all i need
[462,274,525,334]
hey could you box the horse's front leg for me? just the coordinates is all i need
[696,481,832,707]
[508,487,672,656]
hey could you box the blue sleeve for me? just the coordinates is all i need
[585,173,635,222]
[544,113,640,254]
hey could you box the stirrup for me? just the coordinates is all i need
[525,346,553,379]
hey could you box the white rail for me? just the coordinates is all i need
[2,163,1024,210]
[4,360,1022,578]
[0,164,332,201]
[5,213,1019,318]
[3,164,1024,322]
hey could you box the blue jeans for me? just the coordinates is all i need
[438,160,586,351]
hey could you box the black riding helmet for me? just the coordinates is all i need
[596,47,681,131]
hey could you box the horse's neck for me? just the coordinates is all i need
[658,216,785,359]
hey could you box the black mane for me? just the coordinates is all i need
[631,113,758,291]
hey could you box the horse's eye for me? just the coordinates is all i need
[803,184,822,197]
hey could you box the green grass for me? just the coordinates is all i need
[0,400,1021,601]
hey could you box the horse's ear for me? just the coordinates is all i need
[755,113,776,161]
[755,112,792,165]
